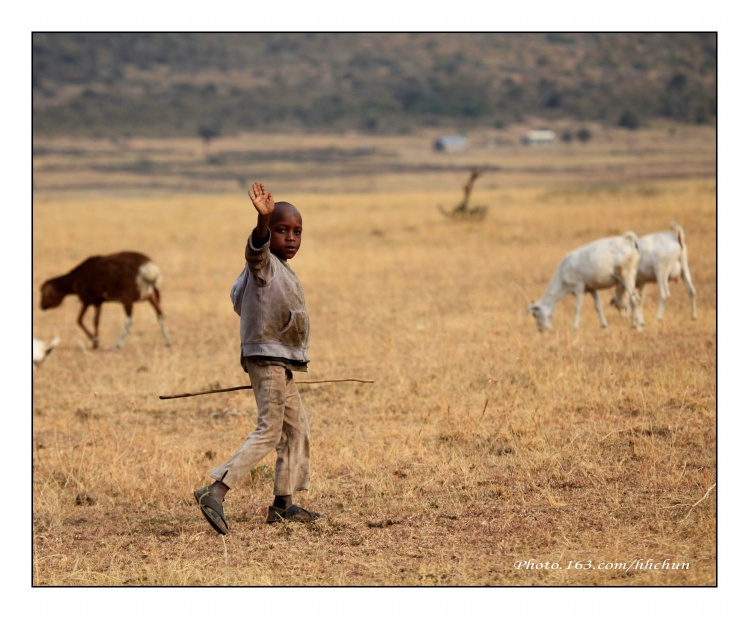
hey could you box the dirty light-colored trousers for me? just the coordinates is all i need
[210,363,311,496]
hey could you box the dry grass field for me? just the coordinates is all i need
[32,124,716,587]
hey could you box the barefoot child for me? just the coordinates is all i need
[195,182,321,534]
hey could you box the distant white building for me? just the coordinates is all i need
[433,135,468,152]
[522,129,556,145]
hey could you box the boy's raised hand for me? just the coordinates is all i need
[248,182,275,215]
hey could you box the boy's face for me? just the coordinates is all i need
[269,210,303,260]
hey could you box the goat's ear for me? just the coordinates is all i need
[526,303,538,315]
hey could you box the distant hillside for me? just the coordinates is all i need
[32,32,716,138]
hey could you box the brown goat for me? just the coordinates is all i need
[40,251,172,349]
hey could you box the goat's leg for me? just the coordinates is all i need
[638,284,647,308]
[610,284,628,317]
[629,284,645,330]
[627,287,644,331]
[655,299,666,321]
[148,290,171,347]
[116,303,134,349]
[591,290,608,329]
[92,305,102,348]
[572,290,584,330]
[632,296,644,331]
[158,315,171,347]
[115,317,133,348]
[685,283,697,320]
[680,255,697,320]
[617,274,642,331]
[655,271,669,321]
[76,304,98,348]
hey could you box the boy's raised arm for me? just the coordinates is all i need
[248,182,275,245]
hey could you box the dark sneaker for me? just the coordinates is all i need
[266,504,322,524]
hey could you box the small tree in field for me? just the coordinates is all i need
[438,167,488,220]
[618,111,639,130]
[198,122,221,156]
[576,127,592,143]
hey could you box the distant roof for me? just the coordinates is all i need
[525,129,555,139]
[522,129,556,144]
[433,135,468,150]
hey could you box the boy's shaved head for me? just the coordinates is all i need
[268,201,303,261]
[271,201,302,225]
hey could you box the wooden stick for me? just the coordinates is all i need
[159,378,374,400]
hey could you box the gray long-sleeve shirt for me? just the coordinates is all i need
[230,231,310,367]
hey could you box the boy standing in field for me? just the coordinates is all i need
[194,182,321,535]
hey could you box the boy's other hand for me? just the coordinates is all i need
[249,182,275,215]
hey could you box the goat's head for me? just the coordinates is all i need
[40,281,65,309]
[609,293,625,311]
[526,302,553,332]
[609,287,632,317]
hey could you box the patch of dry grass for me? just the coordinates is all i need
[32,130,715,586]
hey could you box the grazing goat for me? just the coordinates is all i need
[527,232,643,332]
[611,222,697,323]
[40,251,172,349]
[33,336,60,371]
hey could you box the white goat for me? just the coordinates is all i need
[611,222,696,323]
[33,336,60,371]
[527,232,643,332]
